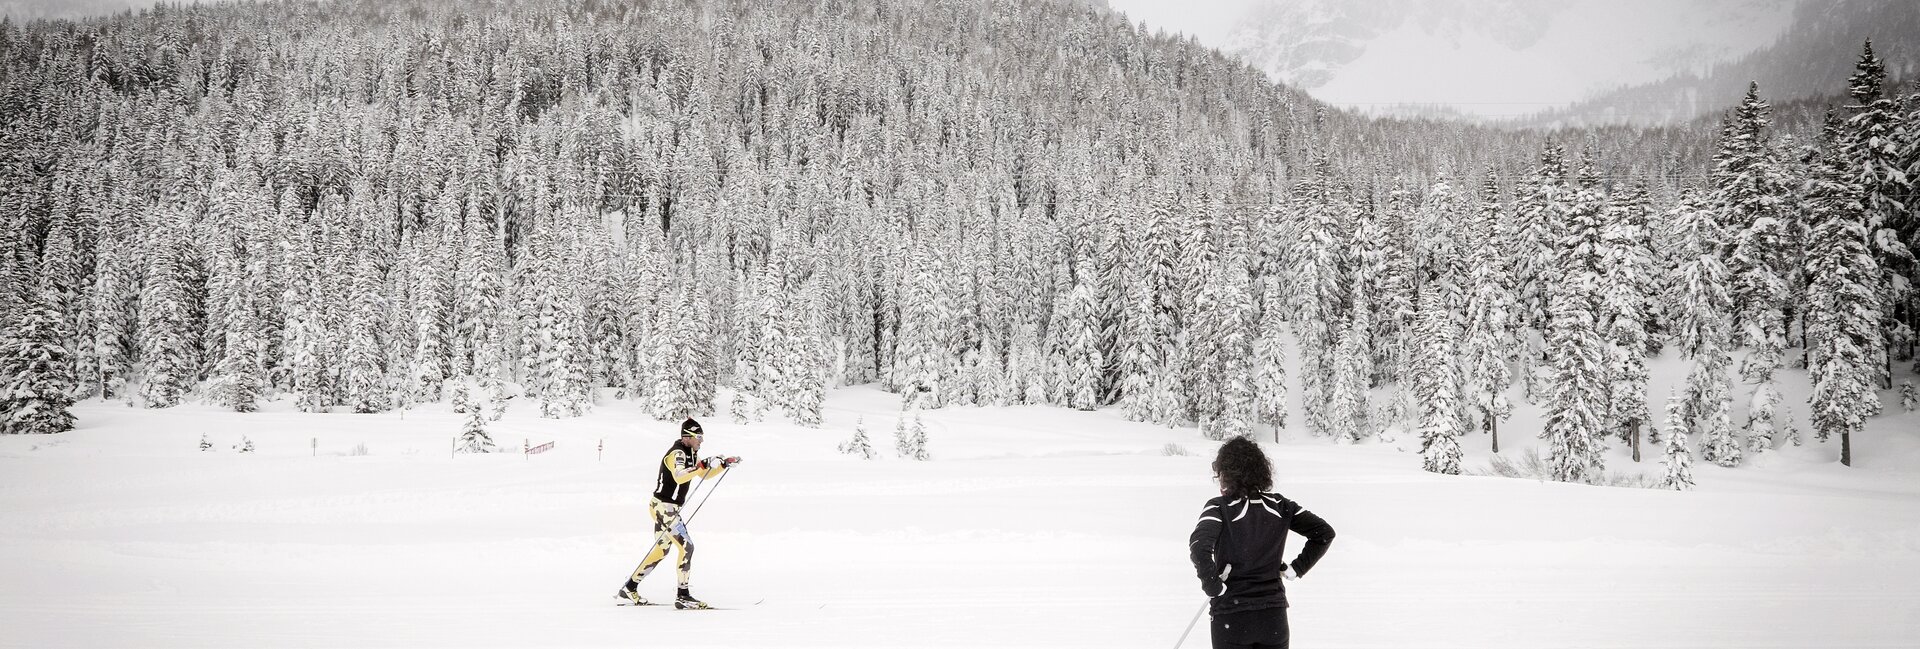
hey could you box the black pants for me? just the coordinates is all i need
[1210,606,1289,649]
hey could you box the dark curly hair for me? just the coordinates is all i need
[1212,436,1273,498]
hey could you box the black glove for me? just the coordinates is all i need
[1200,578,1225,597]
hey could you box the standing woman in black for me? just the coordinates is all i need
[1188,437,1337,649]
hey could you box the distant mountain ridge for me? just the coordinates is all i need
[1211,0,1916,126]
[1519,0,1920,127]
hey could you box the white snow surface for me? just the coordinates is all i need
[5,371,1920,648]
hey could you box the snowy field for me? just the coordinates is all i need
[4,378,1920,649]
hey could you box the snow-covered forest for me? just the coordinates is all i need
[2,0,1917,485]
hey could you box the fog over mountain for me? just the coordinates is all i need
[1106,0,1918,125]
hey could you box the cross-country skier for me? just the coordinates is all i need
[616,417,739,609]
[1188,437,1336,649]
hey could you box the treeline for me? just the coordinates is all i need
[0,0,1914,485]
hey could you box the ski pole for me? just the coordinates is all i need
[680,465,734,524]
[1172,601,1205,648]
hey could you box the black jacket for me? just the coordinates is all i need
[1188,492,1335,615]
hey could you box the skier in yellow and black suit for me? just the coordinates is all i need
[616,418,738,609]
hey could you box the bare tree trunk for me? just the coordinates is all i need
[1842,431,1852,467]
[1491,415,1500,454]
[1629,419,1641,463]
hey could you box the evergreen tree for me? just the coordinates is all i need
[1840,41,1914,392]
[839,416,876,459]
[77,247,133,400]
[1462,171,1515,453]
[1415,289,1465,474]
[1540,155,1608,484]
[894,243,953,410]
[209,273,264,413]
[408,225,453,404]
[779,281,829,427]
[1329,308,1370,444]
[456,380,496,453]
[1052,255,1103,412]
[340,249,389,414]
[1512,145,1568,404]
[459,214,508,414]
[893,414,914,459]
[1294,157,1346,436]
[0,297,77,434]
[1659,392,1695,491]
[1252,278,1289,437]
[282,210,334,414]
[1716,83,1792,454]
[139,212,198,408]
[1599,184,1655,461]
[1673,191,1741,467]
[1806,114,1884,467]
[909,413,931,461]
[652,281,717,420]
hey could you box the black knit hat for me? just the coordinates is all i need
[681,418,704,438]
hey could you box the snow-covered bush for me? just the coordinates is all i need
[838,417,876,459]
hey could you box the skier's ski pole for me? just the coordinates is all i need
[1172,601,1205,648]
[680,465,734,523]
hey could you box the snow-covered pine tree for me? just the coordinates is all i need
[408,218,453,405]
[1252,277,1289,438]
[729,266,773,424]
[524,218,591,419]
[1539,154,1608,484]
[894,243,953,410]
[1375,185,1417,388]
[1184,263,1227,434]
[77,246,134,400]
[1901,380,1915,412]
[456,380,496,453]
[209,268,264,413]
[1659,392,1695,491]
[910,413,931,461]
[1293,156,1346,436]
[1344,194,1384,392]
[284,221,334,413]
[0,296,77,434]
[1806,113,1884,467]
[1512,145,1568,404]
[779,280,828,427]
[1054,252,1103,412]
[458,212,509,416]
[652,280,718,420]
[893,414,912,459]
[1716,83,1793,455]
[1415,289,1465,474]
[1599,184,1655,461]
[1329,307,1370,444]
[1672,189,1741,467]
[840,416,876,459]
[341,247,389,414]
[1462,170,1515,453]
[1839,40,1914,393]
[1217,256,1258,440]
[139,210,199,408]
